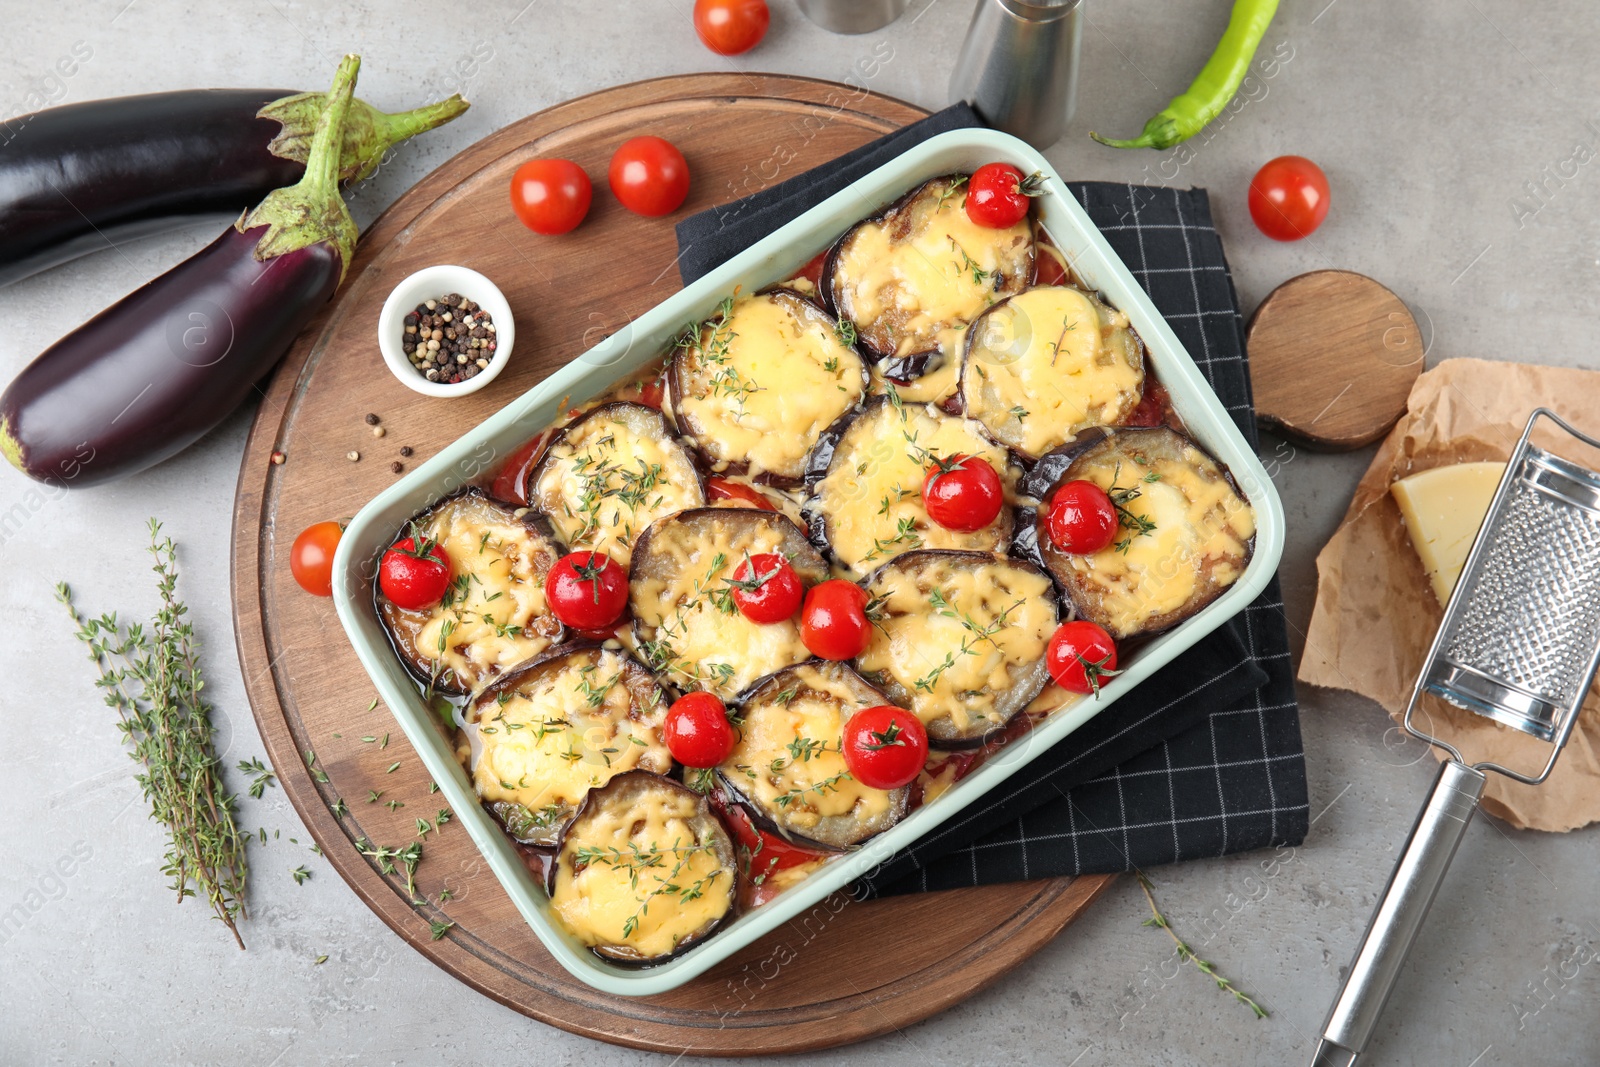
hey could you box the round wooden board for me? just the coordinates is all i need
[1247,269,1423,450]
[231,73,1115,1055]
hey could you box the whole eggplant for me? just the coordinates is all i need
[0,86,466,287]
[0,56,367,489]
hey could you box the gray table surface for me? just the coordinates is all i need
[3,1,1597,1064]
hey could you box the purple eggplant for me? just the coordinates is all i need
[0,55,370,488]
[0,86,466,287]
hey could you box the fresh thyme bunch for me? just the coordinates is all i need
[56,519,250,948]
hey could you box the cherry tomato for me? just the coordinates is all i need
[965,162,1044,229]
[489,430,552,507]
[609,136,691,217]
[693,0,769,55]
[729,553,803,624]
[1046,480,1118,554]
[841,705,929,790]
[707,476,779,512]
[290,520,343,597]
[664,692,738,767]
[509,158,592,235]
[1046,620,1120,696]
[800,579,872,661]
[544,551,628,629]
[1248,155,1330,241]
[923,454,1004,532]
[379,535,452,610]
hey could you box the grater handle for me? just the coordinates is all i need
[1310,759,1486,1067]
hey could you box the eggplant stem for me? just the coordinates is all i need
[259,91,470,184]
[241,55,361,278]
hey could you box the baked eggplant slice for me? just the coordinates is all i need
[629,508,829,699]
[1030,427,1255,638]
[376,488,565,695]
[548,770,737,964]
[803,395,1019,580]
[461,644,673,847]
[718,661,910,850]
[961,286,1145,460]
[667,289,868,486]
[529,401,705,567]
[823,174,1034,403]
[857,550,1059,747]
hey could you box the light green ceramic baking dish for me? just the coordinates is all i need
[331,127,1286,996]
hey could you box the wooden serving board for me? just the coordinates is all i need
[231,73,1116,1055]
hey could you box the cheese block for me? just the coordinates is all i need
[825,174,1033,404]
[628,508,829,699]
[1033,428,1255,639]
[530,401,705,567]
[463,645,672,847]
[961,286,1145,460]
[1390,461,1505,606]
[804,395,1018,580]
[718,661,909,849]
[669,289,867,485]
[857,550,1059,745]
[376,488,565,695]
[548,771,736,963]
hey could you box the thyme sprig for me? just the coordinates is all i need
[1137,873,1268,1019]
[57,520,250,948]
[1109,463,1160,553]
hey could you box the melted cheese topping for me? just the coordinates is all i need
[963,287,1144,457]
[859,555,1056,735]
[835,177,1031,402]
[1062,440,1255,637]
[471,650,670,823]
[676,292,865,480]
[390,495,560,693]
[723,663,897,837]
[533,406,703,566]
[551,783,733,959]
[630,515,816,698]
[811,400,1015,579]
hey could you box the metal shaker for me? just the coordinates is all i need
[949,0,1084,149]
[796,0,909,35]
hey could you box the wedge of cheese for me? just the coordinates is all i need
[1390,461,1506,607]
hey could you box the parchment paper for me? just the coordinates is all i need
[1299,358,1600,832]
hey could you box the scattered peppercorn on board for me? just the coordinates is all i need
[231,74,1116,1055]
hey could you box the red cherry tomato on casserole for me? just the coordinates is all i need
[1248,156,1330,241]
[509,158,592,235]
[729,553,804,624]
[693,0,769,55]
[489,430,552,507]
[290,520,343,597]
[664,692,738,767]
[841,705,929,790]
[609,136,691,217]
[965,162,1042,229]
[379,536,452,610]
[1046,480,1119,554]
[544,551,628,629]
[707,476,780,512]
[800,579,872,661]
[923,453,1004,532]
[1046,620,1120,696]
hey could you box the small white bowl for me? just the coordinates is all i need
[378,264,515,398]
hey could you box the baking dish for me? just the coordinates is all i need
[330,127,1285,996]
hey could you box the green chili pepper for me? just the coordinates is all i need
[1090,0,1279,150]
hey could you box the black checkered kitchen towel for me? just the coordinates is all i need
[676,104,1309,894]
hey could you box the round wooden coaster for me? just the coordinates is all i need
[1247,269,1423,450]
[230,72,1115,1055]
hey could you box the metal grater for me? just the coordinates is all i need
[1312,409,1600,1067]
